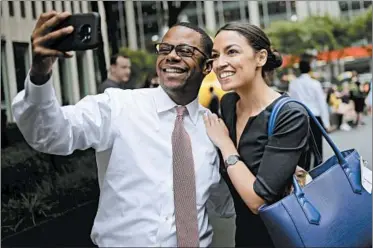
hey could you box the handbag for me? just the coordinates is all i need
[258,97,372,247]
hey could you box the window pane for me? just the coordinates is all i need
[351,1,362,10]
[20,1,26,17]
[339,1,349,11]
[364,1,372,8]
[1,41,6,106]
[267,1,286,15]
[12,43,29,92]
[31,1,37,19]
[8,1,14,16]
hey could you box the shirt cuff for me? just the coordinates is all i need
[253,176,279,204]
[26,73,56,104]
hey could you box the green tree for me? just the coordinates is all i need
[266,20,308,56]
[348,6,372,43]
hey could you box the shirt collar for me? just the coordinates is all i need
[300,73,311,79]
[153,86,201,125]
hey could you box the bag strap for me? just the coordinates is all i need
[268,97,322,166]
[267,97,362,194]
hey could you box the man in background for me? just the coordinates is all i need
[289,60,330,170]
[98,54,132,93]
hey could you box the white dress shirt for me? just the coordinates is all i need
[288,73,330,128]
[11,74,233,247]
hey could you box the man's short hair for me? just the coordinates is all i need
[299,60,311,74]
[171,22,213,58]
[110,54,130,65]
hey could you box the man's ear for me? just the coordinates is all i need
[256,49,268,68]
[203,59,213,75]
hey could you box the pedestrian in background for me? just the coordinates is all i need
[98,54,132,93]
[289,59,330,170]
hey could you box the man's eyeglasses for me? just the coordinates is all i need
[155,43,208,59]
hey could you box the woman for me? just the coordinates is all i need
[203,23,310,247]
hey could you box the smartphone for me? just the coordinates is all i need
[48,12,102,52]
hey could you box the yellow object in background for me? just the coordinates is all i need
[198,72,228,107]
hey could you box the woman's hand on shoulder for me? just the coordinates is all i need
[203,113,232,149]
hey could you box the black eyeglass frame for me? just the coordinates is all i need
[155,42,208,60]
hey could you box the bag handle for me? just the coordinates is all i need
[268,97,362,194]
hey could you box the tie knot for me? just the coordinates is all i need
[176,106,187,117]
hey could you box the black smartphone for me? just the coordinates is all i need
[48,12,102,51]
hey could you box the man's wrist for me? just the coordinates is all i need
[29,69,52,85]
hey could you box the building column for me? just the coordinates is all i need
[248,1,260,27]
[45,1,53,11]
[196,1,205,27]
[42,1,63,104]
[35,2,43,16]
[72,1,81,13]
[295,1,309,20]
[82,1,98,95]
[347,1,353,20]
[262,2,270,28]
[239,1,246,21]
[2,1,18,121]
[118,1,127,48]
[98,1,110,71]
[61,1,80,103]
[125,0,138,50]
[51,63,63,104]
[24,1,33,20]
[136,1,146,50]
[286,1,292,20]
[326,1,341,18]
[204,1,216,34]
[217,0,225,27]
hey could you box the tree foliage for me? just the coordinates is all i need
[348,6,372,43]
[266,7,372,56]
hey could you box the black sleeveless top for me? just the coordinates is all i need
[220,92,309,247]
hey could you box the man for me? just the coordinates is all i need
[289,60,330,170]
[12,11,233,247]
[98,54,132,93]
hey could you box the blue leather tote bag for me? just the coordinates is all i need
[258,97,372,247]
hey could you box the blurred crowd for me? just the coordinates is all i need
[325,77,372,132]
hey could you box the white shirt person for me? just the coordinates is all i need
[13,77,228,246]
[13,14,233,247]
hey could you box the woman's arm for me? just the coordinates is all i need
[204,106,309,214]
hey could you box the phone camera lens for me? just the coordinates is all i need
[79,24,92,43]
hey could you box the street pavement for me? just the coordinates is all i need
[210,115,372,247]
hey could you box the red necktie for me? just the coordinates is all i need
[172,106,199,247]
